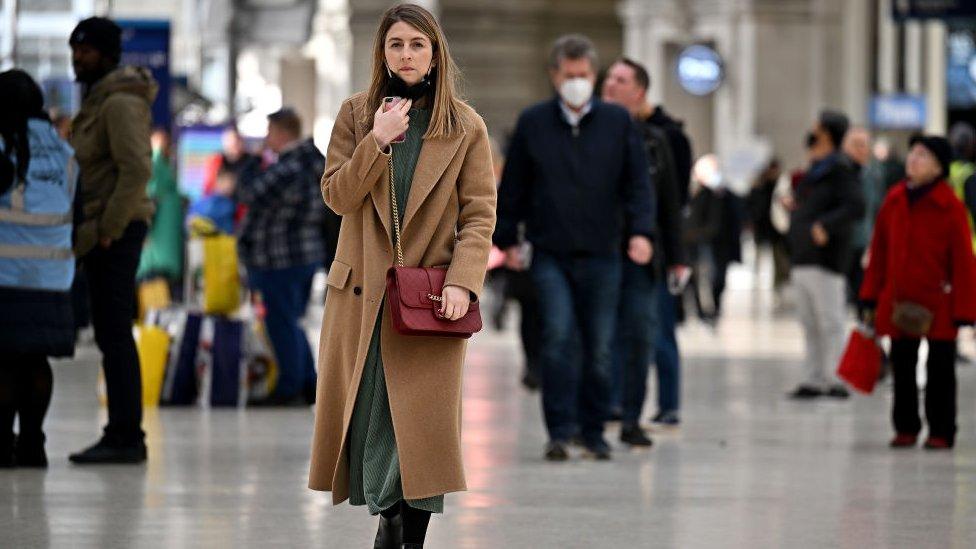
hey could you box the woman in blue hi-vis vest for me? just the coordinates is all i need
[0,69,78,469]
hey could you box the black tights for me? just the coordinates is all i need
[0,355,53,446]
[890,338,957,442]
[380,500,431,544]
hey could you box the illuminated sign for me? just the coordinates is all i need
[869,94,927,129]
[676,45,723,96]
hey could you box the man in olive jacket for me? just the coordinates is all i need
[68,17,157,464]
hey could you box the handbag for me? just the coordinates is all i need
[384,156,482,338]
[202,233,241,315]
[836,326,883,394]
[891,301,933,337]
[135,323,171,407]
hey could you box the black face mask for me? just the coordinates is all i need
[805,131,818,149]
[386,66,435,101]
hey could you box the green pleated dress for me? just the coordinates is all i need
[347,107,444,516]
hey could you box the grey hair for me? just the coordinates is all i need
[548,34,598,70]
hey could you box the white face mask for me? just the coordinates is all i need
[558,77,594,109]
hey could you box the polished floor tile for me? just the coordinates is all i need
[2,269,975,548]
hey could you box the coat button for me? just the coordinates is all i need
[353,286,362,295]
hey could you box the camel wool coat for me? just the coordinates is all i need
[308,91,496,503]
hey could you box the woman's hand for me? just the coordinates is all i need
[439,285,471,321]
[371,98,412,150]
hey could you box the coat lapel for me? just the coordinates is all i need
[402,132,464,232]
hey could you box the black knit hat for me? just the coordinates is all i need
[818,109,850,149]
[69,17,122,61]
[910,134,953,180]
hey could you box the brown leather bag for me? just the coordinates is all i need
[384,156,483,339]
[891,301,933,337]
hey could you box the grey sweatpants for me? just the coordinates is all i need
[792,266,847,388]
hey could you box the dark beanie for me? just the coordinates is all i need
[818,110,850,149]
[910,134,952,180]
[69,17,122,61]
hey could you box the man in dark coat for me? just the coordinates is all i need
[788,110,865,399]
[495,35,655,461]
[602,58,688,445]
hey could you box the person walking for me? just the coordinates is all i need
[628,62,693,426]
[947,122,976,247]
[137,127,184,285]
[235,108,327,406]
[0,70,77,468]
[68,17,157,464]
[495,35,655,461]
[308,5,496,548]
[861,136,976,450]
[602,57,687,445]
[842,127,877,304]
[202,126,258,197]
[788,110,864,399]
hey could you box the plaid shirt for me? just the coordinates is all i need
[236,138,328,269]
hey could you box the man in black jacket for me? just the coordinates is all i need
[495,35,656,461]
[602,58,688,445]
[789,110,864,399]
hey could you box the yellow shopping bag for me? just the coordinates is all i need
[137,324,171,407]
[138,278,171,320]
[202,234,241,315]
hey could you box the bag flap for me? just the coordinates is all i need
[326,260,352,289]
[391,266,438,308]
[391,266,480,312]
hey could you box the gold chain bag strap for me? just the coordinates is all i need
[384,152,482,338]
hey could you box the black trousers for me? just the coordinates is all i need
[505,269,541,377]
[0,354,53,444]
[82,221,147,444]
[890,338,957,443]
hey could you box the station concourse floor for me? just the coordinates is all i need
[3,265,975,549]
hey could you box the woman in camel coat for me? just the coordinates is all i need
[308,4,496,548]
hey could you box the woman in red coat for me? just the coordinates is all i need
[860,135,976,450]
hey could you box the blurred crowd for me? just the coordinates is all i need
[3,15,975,475]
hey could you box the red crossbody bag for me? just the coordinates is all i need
[384,156,482,338]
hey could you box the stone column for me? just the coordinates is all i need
[841,0,870,124]
[877,0,897,94]
[440,0,548,142]
[924,20,947,135]
[304,0,352,145]
[905,21,923,94]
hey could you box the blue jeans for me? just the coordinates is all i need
[247,263,318,399]
[654,280,681,413]
[612,260,660,426]
[530,250,622,443]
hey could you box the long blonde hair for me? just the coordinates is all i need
[364,3,464,139]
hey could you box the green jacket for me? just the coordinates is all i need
[71,66,158,256]
[137,149,185,281]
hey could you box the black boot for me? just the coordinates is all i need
[0,433,14,468]
[14,355,51,467]
[69,434,147,465]
[374,503,403,549]
[401,503,431,548]
[14,433,47,468]
[0,363,16,468]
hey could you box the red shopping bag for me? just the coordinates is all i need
[836,328,882,394]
